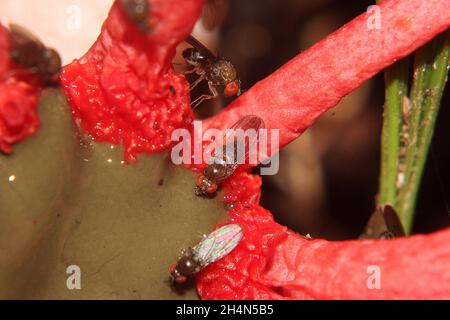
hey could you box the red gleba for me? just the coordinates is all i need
[222,171,262,210]
[0,23,40,154]
[61,0,203,162]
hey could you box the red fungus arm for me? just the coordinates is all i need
[205,0,450,151]
[198,206,450,300]
[61,0,204,162]
[265,227,450,299]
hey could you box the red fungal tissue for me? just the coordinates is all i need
[61,0,204,162]
[198,205,450,299]
[223,171,262,210]
[0,24,40,154]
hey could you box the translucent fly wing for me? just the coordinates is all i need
[227,115,265,133]
[193,224,243,267]
[212,115,265,166]
[185,35,217,60]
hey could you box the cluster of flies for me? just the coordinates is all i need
[7,0,399,289]
[122,1,257,285]
[1,0,254,286]
[122,0,242,107]
[120,1,257,198]
[122,0,408,284]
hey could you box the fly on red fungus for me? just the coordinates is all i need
[182,35,241,109]
[360,205,406,239]
[195,115,265,197]
[120,0,154,32]
[8,24,61,85]
[170,224,243,284]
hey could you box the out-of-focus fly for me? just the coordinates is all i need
[7,24,61,85]
[170,223,243,284]
[360,205,405,239]
[182,35,241,109]
[120,0,154,32]
[195,115,265,196]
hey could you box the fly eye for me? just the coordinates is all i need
[196,175,205,188]
[224,81,240,97]
[175,276,187,284]
[205,183,218,194]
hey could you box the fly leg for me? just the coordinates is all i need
[189,73,206,90]
[182,65,200,75]
[191,81,218,109]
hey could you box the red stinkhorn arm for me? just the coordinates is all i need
[198,206,450,299]
[205,0,450,152]
[61,0,204,162]
[266,228,450,299]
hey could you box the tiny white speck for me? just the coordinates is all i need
[8,175,16,182]
[110,145,115,149]
[107,159,113,163]
[397,173,405,188]
[120,161,125,164]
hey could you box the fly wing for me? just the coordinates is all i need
[206,115,265,181]
[222,115,265,165]
[227,115,265,132]
[360,205,405,239]
[193,224,243,267]
[383,205,405,237]
[185,35,217,60]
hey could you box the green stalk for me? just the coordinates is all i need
[378,60,409,206]
[375,0,449,234]
[397,32,450,233]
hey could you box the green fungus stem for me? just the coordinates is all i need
[397,32,450,233]
[378,60,409,207]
